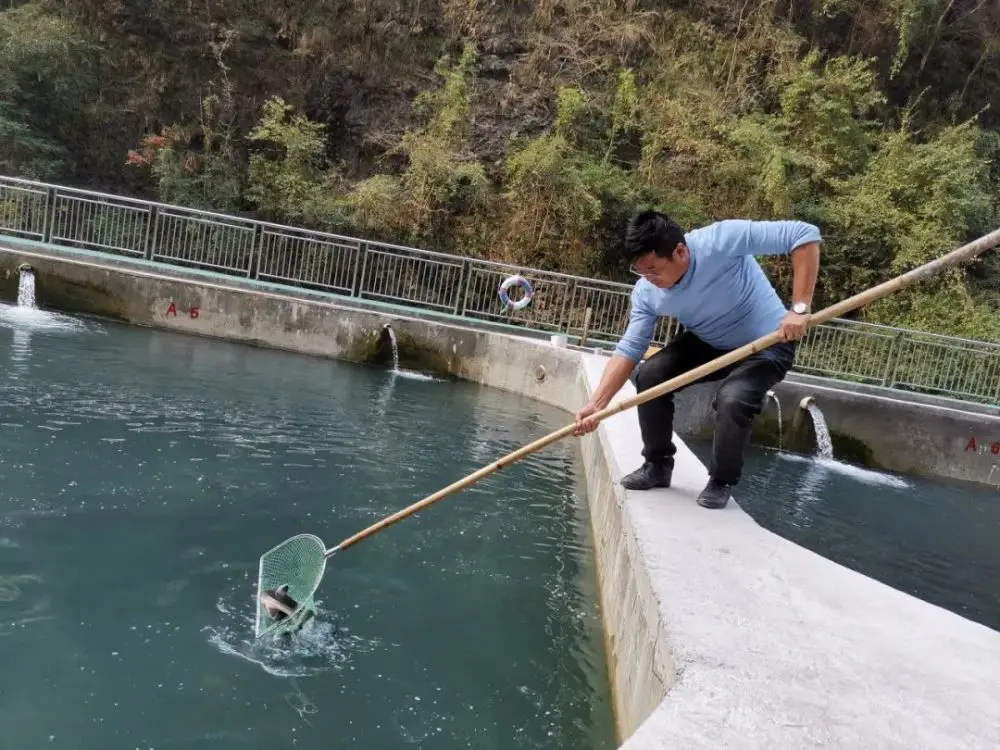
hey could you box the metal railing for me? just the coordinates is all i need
[1,174,998,404]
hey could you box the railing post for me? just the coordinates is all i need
[41,186,56,243]
[354,242,370,298]
[560,278,577,333]
[992,359,1000,404]
[453,258,469,314]
[460,260,476,317]
[881,332,904,388]
[144,205,158,261]
[348,241,362,297]
[580,307,593,347]
[248,224,263,279]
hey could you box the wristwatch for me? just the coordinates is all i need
[791,302,810,315]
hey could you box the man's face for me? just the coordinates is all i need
[629,245,689,289]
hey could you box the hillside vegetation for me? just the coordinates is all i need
[3,0,1000,340]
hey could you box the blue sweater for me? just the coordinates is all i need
[614,219,822,362]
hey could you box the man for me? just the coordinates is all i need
[572,210,821,509]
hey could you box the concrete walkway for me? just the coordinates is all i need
[580,355,1000,749]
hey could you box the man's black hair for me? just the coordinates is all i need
[624,210,686,263]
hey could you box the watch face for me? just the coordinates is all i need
[792,303,807,314]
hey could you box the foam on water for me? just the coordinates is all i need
[393,369,443,382]
[777,452,912,489]
[0,303,93,334]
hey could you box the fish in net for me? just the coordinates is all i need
[255,534,328,639]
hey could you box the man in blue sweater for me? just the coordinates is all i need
[573,211,822,509]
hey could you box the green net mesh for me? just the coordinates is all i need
[254,533,327,639]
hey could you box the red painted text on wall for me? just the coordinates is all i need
[166,302,200,319]
[965,436,1000,455]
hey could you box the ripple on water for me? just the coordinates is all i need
[390,370,444,382]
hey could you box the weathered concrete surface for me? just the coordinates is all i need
[4,241,1000,749]
[583,356,1000,749]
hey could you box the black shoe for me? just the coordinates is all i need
[621,461,672,490]
[697,479,732,509]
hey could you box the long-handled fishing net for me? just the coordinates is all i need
[253,227,1000,640]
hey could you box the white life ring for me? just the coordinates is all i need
[498,275,534,311]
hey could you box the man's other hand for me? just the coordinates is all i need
[779,311,810,341]
[572,401,601,436]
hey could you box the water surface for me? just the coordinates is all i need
[0,305,615,749]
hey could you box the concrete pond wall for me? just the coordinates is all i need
[3,241,1000,749]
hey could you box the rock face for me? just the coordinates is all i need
[55,2,557,192]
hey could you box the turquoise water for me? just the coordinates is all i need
[687,439,1000,632]
[0,304,616,749]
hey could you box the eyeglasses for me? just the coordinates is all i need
[629,264,662,278]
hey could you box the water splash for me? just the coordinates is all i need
[394,370,440,382]
[206,589,377,679]
[385,324,399,373]
[17,267,36,309]
[381,324,443,382]
[764,390,782,448]
[0,267,94,378]
[805,402,834,460]
[0,267,93,334]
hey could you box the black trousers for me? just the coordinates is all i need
[631,331,796,486]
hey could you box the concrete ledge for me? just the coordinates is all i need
[3,243,1000,748]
